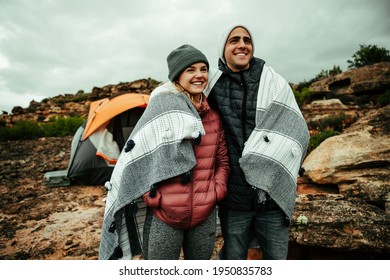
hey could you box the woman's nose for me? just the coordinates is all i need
[194,70,202,77]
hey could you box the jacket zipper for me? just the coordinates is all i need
[189,171,194,228]
[239,72,248,141]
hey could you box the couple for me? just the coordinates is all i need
[99,24,310,260]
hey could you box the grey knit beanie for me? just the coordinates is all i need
[167,44,209,81]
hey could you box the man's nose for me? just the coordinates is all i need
[237,38,246,48]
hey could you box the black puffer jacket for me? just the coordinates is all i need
[208,57,265,211]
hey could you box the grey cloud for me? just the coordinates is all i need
[0,0,389,112]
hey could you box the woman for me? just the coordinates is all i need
[98,44,229,260]
[142,44,230,260]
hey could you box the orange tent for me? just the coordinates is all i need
[82,93,149,140]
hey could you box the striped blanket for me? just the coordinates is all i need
[206,66,310,219]
[98,90,205,260]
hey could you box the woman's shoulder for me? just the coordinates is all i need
[202,104,223,125]
[148,83,189,108]
[150,82,179,99]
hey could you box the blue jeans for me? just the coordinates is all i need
[218,208,289,260]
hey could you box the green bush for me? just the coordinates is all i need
[42,116,85,137]
[1,120,45,141]
[72,93,88,103]
[378,90,390,107]
[293,87,312,107]
[318,113,346,132]
[308,130,340,153]
[347,44,390,69]
[356,95,372,106]
[0,116,85,142]
[314,65,342,80]
[0,127,11,141]
[296,80,312,92]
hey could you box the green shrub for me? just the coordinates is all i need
[378,90,390,107]
[308,130,340,152]
[0,127,11,141]
[6,120,45,141]
[0,116,85,142]
[314,65,342,80]
[293,87,312,107]
[72,93,88,103]
[42,116,85,137]
[54,99,66,106]
[347,44,390,69]
[356,95,372,106]
[318,113,346,132]
[296,80,311,92]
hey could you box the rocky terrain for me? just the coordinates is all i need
[0,136,103,259]
[0,63,389,260]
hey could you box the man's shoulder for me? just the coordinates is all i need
[252,56,266,67]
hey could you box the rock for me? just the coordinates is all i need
[301,98,359,125]
[11,106,25,115]
[309,62,390,96]
[303,105,390,203]
[386,192,390,214]
[310,98,349,108]
[291,194,390,254]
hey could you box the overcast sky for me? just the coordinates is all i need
[1,0,389,113]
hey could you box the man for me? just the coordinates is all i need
[207,24,310,260]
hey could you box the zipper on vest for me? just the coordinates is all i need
[188,178,194,228]
[239,72,248,141]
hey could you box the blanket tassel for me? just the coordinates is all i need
[124,139,135,152]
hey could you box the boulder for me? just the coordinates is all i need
[303,105,390,202]
[291,194,390,254]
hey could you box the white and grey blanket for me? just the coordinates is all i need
[206,66,310,219]
[240,66,310,219]
[98,88,205,260]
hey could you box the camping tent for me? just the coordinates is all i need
[66,93,149,185]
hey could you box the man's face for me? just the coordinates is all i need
[224,27,253,72]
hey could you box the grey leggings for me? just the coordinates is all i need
[143,207,216,260]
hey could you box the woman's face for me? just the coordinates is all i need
[177,62,208,96]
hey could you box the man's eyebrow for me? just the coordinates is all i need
[228,35,252,42]
[228,35,241,41]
